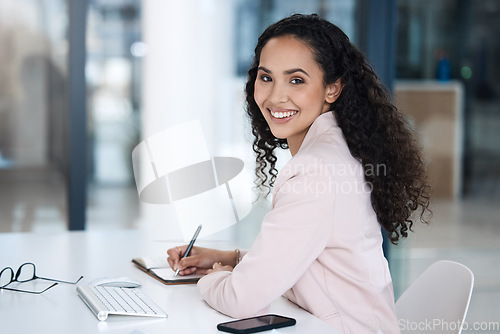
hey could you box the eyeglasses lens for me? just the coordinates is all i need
[16,263,36,282]
[0,268,14,287]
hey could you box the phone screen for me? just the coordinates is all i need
[217,314,296,334]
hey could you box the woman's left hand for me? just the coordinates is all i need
[207,262,233,274]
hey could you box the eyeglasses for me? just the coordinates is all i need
[0,262,83,294]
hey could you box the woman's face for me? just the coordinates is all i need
[254,35,341,155]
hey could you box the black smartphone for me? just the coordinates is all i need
[217,314,296,334]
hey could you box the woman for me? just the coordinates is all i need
[167,14,431,333]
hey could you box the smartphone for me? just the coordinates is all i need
[217,314,296,334]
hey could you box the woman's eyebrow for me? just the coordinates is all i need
[258,66,271,73]
[284,68,310,77]
[258,66,310,77]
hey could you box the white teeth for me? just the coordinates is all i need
[271,110,297,119]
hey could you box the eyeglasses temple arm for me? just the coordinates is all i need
[0,282,58,294]
[36,275,84,284]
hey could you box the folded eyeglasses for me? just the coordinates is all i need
[0,262,83,294]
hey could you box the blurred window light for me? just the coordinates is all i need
[130,41,149,57]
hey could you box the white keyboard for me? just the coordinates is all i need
[76,285,167,321]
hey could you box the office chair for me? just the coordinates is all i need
[395,260,474,334]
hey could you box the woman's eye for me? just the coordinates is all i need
[260,75,272,82]
[290,78,304,84]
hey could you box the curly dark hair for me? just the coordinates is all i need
[245,14,431,243]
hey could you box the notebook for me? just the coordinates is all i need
[132,256,203,285]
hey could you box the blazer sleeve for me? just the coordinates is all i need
[197,159,335,318]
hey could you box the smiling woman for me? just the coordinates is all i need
[254,35,343,155]
[167,14,431,334]
[245,15,431,243]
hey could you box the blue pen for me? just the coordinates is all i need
[175,225,202,276]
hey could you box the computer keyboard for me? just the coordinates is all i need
[76,284,168,321]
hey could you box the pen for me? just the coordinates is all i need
[175,224,202,276]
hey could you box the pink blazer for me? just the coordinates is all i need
[198,112,401,334]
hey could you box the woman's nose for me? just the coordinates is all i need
[268,82,289,104]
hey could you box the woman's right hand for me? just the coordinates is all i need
[166,246,235,276]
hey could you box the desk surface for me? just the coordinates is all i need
[0,230,335,334]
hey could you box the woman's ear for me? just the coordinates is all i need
[325,78,344,103]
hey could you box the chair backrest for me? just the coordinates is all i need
[395,260,474,334]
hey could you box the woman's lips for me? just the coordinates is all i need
[268,108,298,122]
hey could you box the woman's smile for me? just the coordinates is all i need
[268,107,299,121]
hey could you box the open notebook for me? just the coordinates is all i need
[132,256,203,285]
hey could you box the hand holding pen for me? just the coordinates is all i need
[164,224,202,276]
[167,225,236,276]
[174,225,202,276]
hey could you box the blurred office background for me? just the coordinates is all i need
[0,0,499,332]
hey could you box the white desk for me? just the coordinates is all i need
[0,230,335,334]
